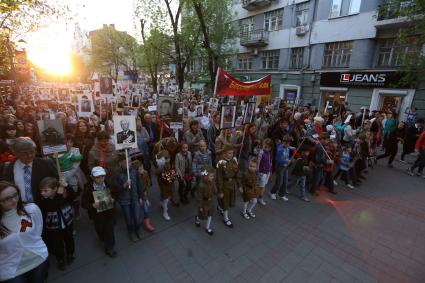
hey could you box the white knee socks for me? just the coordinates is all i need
[243,202,249,213]
[206,216,212,229]
[248,198,257,212]
[223,210,229,221]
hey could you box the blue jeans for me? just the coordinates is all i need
[271,165,289,197]
[289,176,307,198]
[310,166,324,193]
[120,201,142,233]
[4,259,48,283]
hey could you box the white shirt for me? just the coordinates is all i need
[0,204,48,281]
[13,160,33,202]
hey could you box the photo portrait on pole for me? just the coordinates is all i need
[78,98,94,118]
[243,102,255,124]
[113,115,137,150]
[100,77,113,95]
[158,96,174,119]
[37,119,67,155]
[220,104,236,129]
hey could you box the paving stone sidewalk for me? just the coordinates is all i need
[48,158,425,283]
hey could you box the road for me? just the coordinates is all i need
[47,155,425,283]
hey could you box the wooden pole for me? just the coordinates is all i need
[125,148,131,182]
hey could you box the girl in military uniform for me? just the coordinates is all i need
[216,144,240,228]
[154,150,178,221]
[240,157,259,220]
[195,166,216,235]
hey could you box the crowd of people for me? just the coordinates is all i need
[0,89,424,283]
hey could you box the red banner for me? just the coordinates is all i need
[214,67,271,97]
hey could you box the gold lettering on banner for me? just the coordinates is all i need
[228,81,270,90]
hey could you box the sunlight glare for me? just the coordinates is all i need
[26,26,73,76]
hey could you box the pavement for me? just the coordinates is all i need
[47,154,425,283]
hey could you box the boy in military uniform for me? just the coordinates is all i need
[195,165,216,235]
[216,144,240,228]
[240,157,259,220]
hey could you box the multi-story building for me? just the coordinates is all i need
[198,0,424,119]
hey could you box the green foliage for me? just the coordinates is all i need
[382,0,425,87]
[0,0,69,34]
[86,26,138,82]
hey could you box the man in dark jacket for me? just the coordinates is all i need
[1,137,58,205]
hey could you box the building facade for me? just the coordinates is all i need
[194,0,424,119]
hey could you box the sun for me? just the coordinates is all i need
[29,49,72,75]
[26,26,73,76]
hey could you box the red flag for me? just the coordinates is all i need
[214,67,271,97]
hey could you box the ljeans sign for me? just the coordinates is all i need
[320,71,407,88]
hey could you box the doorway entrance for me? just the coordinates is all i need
[379,95,402,113]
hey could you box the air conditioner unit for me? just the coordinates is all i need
[296,25,309,36]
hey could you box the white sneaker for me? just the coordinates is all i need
[258,198,267,206]
[280,196,289,201]
[163,211,171,221]
[333,180,338,186]
[347,184,355,189]
[269,193,277,200]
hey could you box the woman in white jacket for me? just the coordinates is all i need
[0,181,48,283]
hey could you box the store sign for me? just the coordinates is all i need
[320,71,406,88]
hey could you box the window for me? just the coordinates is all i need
[264,9,283,31]
[261,50,280,69]
[237,54,253,70]
[377,38,416,67]
[323,41,353,68]
[239,17,254,36]
[188,60,196,73]
[296,2,309,26]
[329,0,361,18]
[290,47,304,69]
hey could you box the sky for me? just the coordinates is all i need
[26,0,137,74]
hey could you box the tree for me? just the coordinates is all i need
[380,0,425,86]
[139,21,171,93]
[87,26,138,83]
[187,0,236,92]
[0,0,69,34]
[135,0,201,92]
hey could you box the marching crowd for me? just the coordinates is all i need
[0,91,424,283]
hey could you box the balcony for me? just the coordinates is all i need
[240,30,269,47]
[242,0,272,11]
[376,2,419,28]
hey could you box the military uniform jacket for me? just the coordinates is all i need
[240,171,257,191]
[196,180,216,210]
[216,157,240,194]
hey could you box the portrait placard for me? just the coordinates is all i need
[113,115,137,150]
[220,104,236,129]
[37,119,67,155]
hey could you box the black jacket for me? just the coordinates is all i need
[1,158,58,205]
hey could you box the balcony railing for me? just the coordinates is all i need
[377,1,417,21]
[242,0,271,11]
[240,30,269,47]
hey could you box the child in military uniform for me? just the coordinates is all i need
[195,165,216,235]
[154,150,178,221]
[240,157,259,220]
[216,144,240,228]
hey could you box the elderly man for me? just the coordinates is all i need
[116,119,135,144]
[1,137,58,204]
